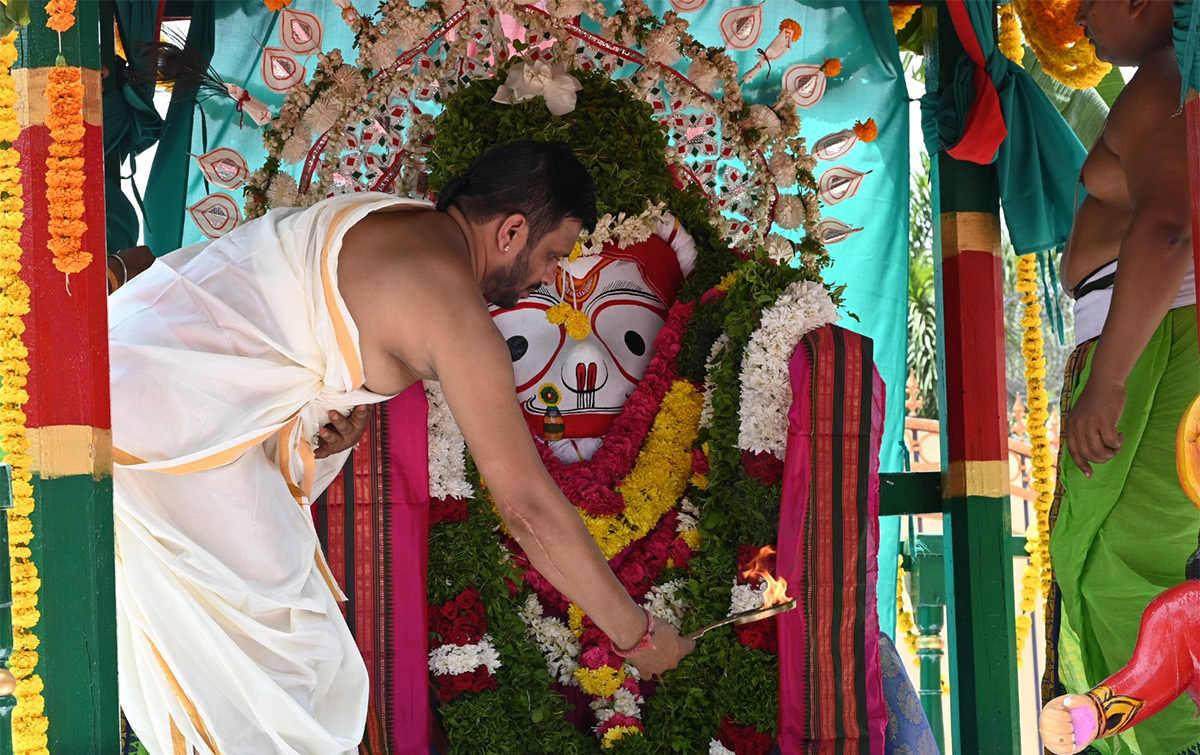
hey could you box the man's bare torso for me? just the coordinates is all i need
[336,207,484,396]
[1061,49,1183,293]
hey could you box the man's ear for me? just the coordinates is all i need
[1128,0,1151,18]
[497,213,529,256]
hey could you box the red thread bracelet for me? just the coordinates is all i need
[612,607,655,658]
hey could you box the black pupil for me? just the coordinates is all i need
[507,336,528,362]
[625,331,646,356]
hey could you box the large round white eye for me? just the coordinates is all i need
[490,303,566,392]
[591,300,666,385]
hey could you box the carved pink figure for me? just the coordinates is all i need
[490,215,696,462]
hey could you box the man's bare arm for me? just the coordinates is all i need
[1067,62,1192,475]
[424,282,693,673]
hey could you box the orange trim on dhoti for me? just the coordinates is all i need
[113,424,284,475]
[940,211,1000,257]
[170,717,188,755]
[147,634,224,755]
[944,459,1009,499]
[320,205,366,390]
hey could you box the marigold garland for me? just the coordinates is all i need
[1016,254,1054,664]
[895,555,918,663]
[998,3,1024,66]
[1012,0,1111,89]
[45,0,76,33]
[891,4,919,34]
[45,62,89,275]
[0,28,51,755]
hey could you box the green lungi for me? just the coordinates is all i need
[1050,305,1200,755]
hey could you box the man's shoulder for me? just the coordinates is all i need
[1105,59,1184,153]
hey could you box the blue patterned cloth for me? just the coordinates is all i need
[879,633,939,755]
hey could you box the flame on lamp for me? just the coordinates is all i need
[741,545,792,608]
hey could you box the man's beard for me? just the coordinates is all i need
[483,247,534,309]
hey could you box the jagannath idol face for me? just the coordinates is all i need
[491,254,670,439]
[490,213,696,443]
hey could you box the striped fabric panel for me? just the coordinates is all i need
[315,407,394,754]
[791,325,883,755]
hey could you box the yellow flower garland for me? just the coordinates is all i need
[601,725,642,749]
[575,665,625,698]
[1012,0,1111,89]
[998,3,1024,66]
[1015,255,1054,667]
[580,381,703,560]
[891,4,919,34]
[895,555,918,663]
[0,28,50,755]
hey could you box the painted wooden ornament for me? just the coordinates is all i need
[813,129,859,161]
[188,192,242,238]
[262,47,306,92]
[279,8,323,56]
[818,217,864,245]
[818,166,870,206]
[195,147,250,189]
[719,4,764,51]
[783,63,827,109]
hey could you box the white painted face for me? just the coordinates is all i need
[491,254,670,440]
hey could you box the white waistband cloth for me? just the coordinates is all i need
[1073,260,1197,344]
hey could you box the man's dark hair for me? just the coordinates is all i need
[435,140,597,245]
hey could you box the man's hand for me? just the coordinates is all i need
[623,617,695,678]
[314,405,371,459]
[1066,381,1126,477]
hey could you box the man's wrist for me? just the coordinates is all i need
[612,606,655,658]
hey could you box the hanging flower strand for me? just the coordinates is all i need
[0,26,51,755]
[44,0,89,276]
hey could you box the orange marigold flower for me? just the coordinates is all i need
[821,58,842,77]
[46,0,77,33]
[264,0,293,11]
[779,19,802,40]
[853,118,878,143]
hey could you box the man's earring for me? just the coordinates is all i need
[504,243,510,252]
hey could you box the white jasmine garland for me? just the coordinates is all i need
[700,333,728,430]
[428,634,502,676]
[686,57,721,94]
[709,740,737,755]
[425,381,474,499]
[578,202,668,255]
[590,685,644,727]
[644,579,688,628]
[280,127,313,165]
[802,192,821,222]
[728,581,768,615]
[518,595,582,686]
[737,280,839,458]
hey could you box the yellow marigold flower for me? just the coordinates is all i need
[575,666,625,698]
[564,309,591,341]
[601,725,643,748]
[715,271,738,292]
[568,604,585,637]
[680,529,701,550]
[821,58,842,77]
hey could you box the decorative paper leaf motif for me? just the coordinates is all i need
[783,64,826,109]
[719,4,763,51]
[195,148,249,189]
[188,193,242,238]
[262,47,305,92]
[818,217,863,245]
[818,165,869,206]
[279,8,323,56]
[669,0,707,10]
[814,129,858,161]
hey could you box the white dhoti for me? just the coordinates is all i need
[109,192,424,754]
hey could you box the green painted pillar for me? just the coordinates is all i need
[924,2,1020,753]
[16,1,117,751]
